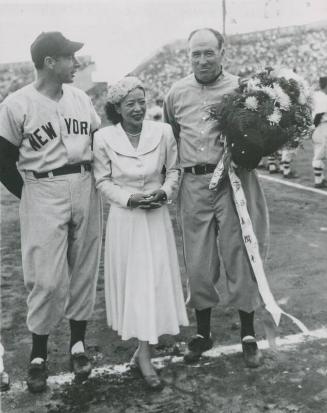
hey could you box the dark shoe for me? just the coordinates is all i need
[314,180,327,189]
[129,354,163,391]
[0,371,10,392]
[70,353,92,381]
[242,337,262,368]
[26,360,48,393]
[183,334,213,364]
[283,171,298,179]
[268,165,279,174]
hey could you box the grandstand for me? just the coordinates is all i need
[132,22,327,104]
[0,21,326,111]
[0,55,95,102]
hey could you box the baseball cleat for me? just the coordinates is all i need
[70,352,92,380]
[242,336,262,368]
[183,334,213,364]
[0,371,10,392]
[314,180,327,189]
[26,360,48,393]
[283,172,298,179]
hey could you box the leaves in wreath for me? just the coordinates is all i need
[227,128,264,170]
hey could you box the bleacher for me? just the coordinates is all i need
[0,56,94,102]
[132,23,327,105]
[0,22,326,113]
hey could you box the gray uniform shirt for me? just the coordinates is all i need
[163,71,239,167]
[0,83,100,173]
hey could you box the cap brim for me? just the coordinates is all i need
[62,40,84,55]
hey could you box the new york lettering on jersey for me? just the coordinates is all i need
[26,118,92,151]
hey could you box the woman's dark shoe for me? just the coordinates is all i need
[129,354,163,391]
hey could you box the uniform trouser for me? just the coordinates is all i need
[178,173,262,313]
[281,147,298,175]
[312,122,327,170]
[281,148,297,163]
[19,170,102,335]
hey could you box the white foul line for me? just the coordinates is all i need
[258,174,327,197]
[4,327,327,394]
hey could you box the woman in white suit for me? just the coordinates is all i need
[93,77,188,390]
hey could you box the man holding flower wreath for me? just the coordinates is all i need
[164,28,269,367]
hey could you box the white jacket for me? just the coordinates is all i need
[93,120,180,207]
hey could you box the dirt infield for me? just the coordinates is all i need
[1,141,327,412]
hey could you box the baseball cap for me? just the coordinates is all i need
[30,31,84,67]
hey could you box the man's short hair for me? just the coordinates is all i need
[188,28,225,50]
[319,76,327,90]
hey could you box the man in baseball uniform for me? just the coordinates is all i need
[312,76,327,188]
[164,28,268,367]
[0,32,102,393]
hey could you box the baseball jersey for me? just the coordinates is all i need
[0,83,101,173]
[312,90,327,123]
[163,71,239,168]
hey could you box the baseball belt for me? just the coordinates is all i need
[183,164,216,175]
[33,163,92,179]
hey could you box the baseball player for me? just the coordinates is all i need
[0,343,10,392]
[147,98,164,122]
[0,32,102,393]
[266,151,282,174]
[280,147,298,179]
[312,76,327,188]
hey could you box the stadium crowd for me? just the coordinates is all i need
[134,26,327,105]
[0,56,94,102]
[0,24,326,171]
[1,25,326,108]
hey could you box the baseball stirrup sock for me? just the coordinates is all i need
[314,167,324,184]
[30,333,49,361]
[195,308,212,339]
[239,310,255,339]
[69,320,87,351]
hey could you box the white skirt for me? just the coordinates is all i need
[104,204,189,344]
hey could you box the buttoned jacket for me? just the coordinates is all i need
[93,120,180,208]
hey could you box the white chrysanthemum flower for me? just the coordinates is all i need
[298,92,306,105]
[271,67,300,81]
[267,108,282,125]
[272,67,311,103]
[273,83,291,111]
[260,86,277,100]
[246,78,260,92]
[298,81,312,103]
[244,96,259,111]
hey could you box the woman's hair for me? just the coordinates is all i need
[104,86,146,124]
[104,102,122,125]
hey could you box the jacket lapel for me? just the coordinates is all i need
[136,121,163,156]
[105,121,163,157]
[106,123,136,157]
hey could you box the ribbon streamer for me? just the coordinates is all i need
[209,155,309,335]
